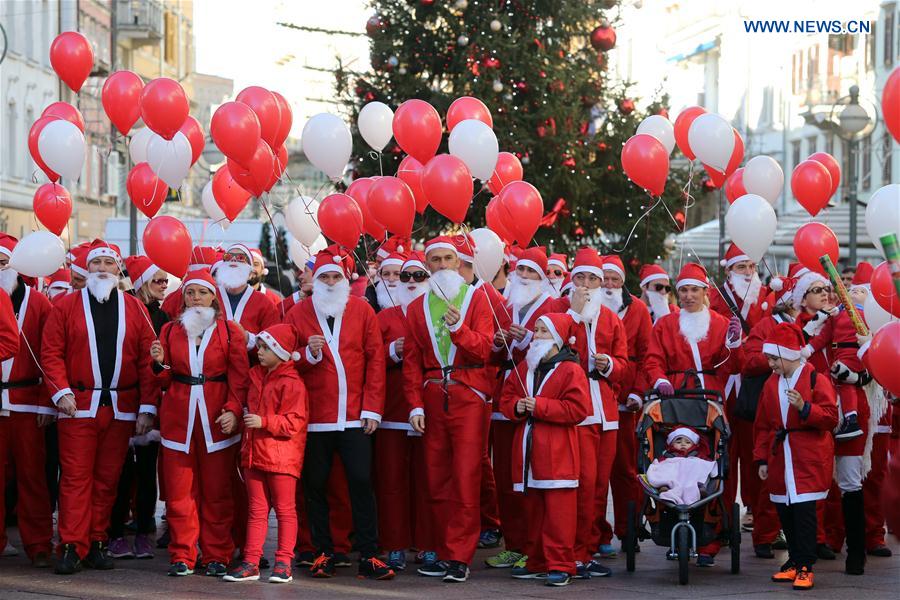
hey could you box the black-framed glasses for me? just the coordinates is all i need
[651,283,672,293]
[547,269,565,277]
[400,271,430,283]
[805,285,832,296]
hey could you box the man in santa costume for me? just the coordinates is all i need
[46,269,72,301]
[0,234,54,567]
[249,247,282,304]
[403,235,495,583]
[644,262,744,566]
[0,289,16,359]
[638,264,678,324]
[367,236,411,312]
[67,244,89,292]
[284,245,392,580]
[161,246,221,319]
[41,239,158,574]
[546,253,568,298]
[216,243,280,346]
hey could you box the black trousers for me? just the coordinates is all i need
[44,422,59,512]
[776,500,817,570]
[109,443,159,537]
[302,428,377,557]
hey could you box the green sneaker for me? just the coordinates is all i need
[485,550,524,569]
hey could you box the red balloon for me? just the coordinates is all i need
[227,140,274,198]
[33,183,72,235]
[271,91,293,150]
[101,71,143,135]
[210,101,262,168]
[867,322,900,396]
[28,116,60,182]
[346,178,387,240]
[487,151,524,195]
[883,67,900,143]
[212,166,252,221]
[127,163,168,218]
[421,154,474,223]
[140,78,189,141]
[724,168,747,204]
[791,160,833,217]
[236,86,281,149]
[266,144,288,192]
[808,152,841,197]
[49,31,94,93]
[486,195,514,243]
[393,99,442,165]
[498,181,544,247]
[674,106,706,160]
[367,176,415,238]
[446,96,493,131]
[397,155,428,214]
[725,128,744,176]
[42,102,84,132]
[703,164,726,188]
[871,262,900,319]
[793,222,839,275]
[318,193,364,249]
[621,134,669,196]
[178,116,205,165]
[143,216,193,278]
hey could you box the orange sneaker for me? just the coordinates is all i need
[792,567,814,590]
[771,564,797,582]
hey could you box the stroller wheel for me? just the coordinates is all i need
[730,503,741,574]
[625,501,636,573]
[677,525,689,585]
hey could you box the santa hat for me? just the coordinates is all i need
[506,244,524,267]
[720,243,751,268]
[449,234,476,262]
[69,245,89,277]
[787,262,809,279]
[791,270,828,309]
[547,253,569,273]
[850,262,873,290]
[560,274,573,294]
[424,235,458,257]
[380,251,408,271]
[763,322,806,361]
[402,251,427,272]
[667,426,700,446]
[249,247,269,275]
[536,313,578,348]
[47,268,71,291]
[86,239,122,265]
[0,233,17,258]
[376,236,410,260]
[571,247,604,279]
[257,324,302,362]
[765,276,796,309]
[188,246,219,272]
[313,245,356,280]
[639,263,670,288]
[225,243,253,263]
[124,255,159,290]
[601,255,626,279]
[517,247,548,280]
[181,268,217,293]
[675,263,709,289]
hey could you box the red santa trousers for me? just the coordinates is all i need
[374,429,413,551]
[57,406,132,558]
[751,477,782,546]
[0,412,52,559]
[607,411,640,541]
[479,403,501,532]
[491,420,529,552]
[161,423,237,568]
[296,457,353,554]
[422,384,487,564]
[865,433,889,549]
[409,434,434,550]
[724,406,760,510]
[231,457,248,550]
[591,429,618,547]
[525,487,577,575]
[243,468,298,566]
[575,424,601,563]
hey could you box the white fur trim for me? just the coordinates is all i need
[182,276,216,293]
[87,247,121,264]
[70,264,88,277]
[676,277,708,289]
[769,277,784,292]
[667,427,700,446]
[640,273,668,288]
[792,271,828,308]
[536,315,563,347]
[571,265,604,278]
[602,263,625,279]
[424,242,457,256]
[133,263,160,291]
[763,343,802,361]
[547,258,567,271]
[225,243,253,262]
[0,247,12,258]
[380,258,404,269]
[724,253,750,268]
[186,264,210,272]
[257,331,292,361]
[403,259,426,271]
[314,263,344,278]
[516,259,547,279]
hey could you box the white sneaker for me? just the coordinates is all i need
[3,542,19,557]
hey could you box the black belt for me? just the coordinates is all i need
[172,373,227,386]
[497,359,515,375]
[523,416,534,494]
[73,383,137,392]
[424,364,485,411]
[773,428,802,453]
[832,342,859,349]
[0,377,41,390]
[589,369,606,381]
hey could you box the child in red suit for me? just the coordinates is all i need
[225,324,308,584]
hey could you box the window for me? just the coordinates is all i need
[885,10,895,66]
[41,0,50,66]
[828,33,856,54]
[792,140,802,170]
[164,12,177,65]
[761,86,774,125]
[883,131,893,185]
[5,102,17,177]
[866,21,877,70]
[25,107,34,176]
[825,133,835,155]
[24,1,33,60]
[861,134,872,191]
[807,135,818,155]
[807,44,819,88]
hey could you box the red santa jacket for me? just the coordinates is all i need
[403,283,495,418]
[42,289,157,420]
[708,282,767,330]
[0,289,19,361]
[617,295,653,407]
[241,362,307,477]
[752,362,838,503]
[796,311,830,374]
[258,284,282,305]
[499,352,591,490]
[155,318,250,453]
[742,313,795,377]
[1,284,54,415]
[218,284,280,342]
[378,305,413,429]
[286,295,385,431]
[277,290,304,320]
[473,279,509,397]
[806,307,865,372]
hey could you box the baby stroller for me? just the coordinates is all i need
[623,388,740,585]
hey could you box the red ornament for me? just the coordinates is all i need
[562,156,576,168]
[482,56,501,69]
[656,107,670,119]
[701,175,717,192]
[365,14,388,37]
[590,24,617,51]
[597,142,608,152]
[618,98,635,115]
[574,226,585,236]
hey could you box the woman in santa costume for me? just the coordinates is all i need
[545,253,568,298]
[753,322,838,590]
[0,234,54,567]
[500,313,592,587]
[639,264,678,324]
[41,240,157,575]
[160,246,220,319]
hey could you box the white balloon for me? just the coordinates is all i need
[301,113,352,179]
[288,234,327,269]
[469,227,504,282]
[864,290,898,334]
[9,231,66,278]
[448,118,499,180]
[725,194,777,262]
[284,196,321,246]
[358,102,394,152]
[129,127,154,164]
[147,131,192,189]
[636,115,675,155]
[742,155,784,204]
[37,119,85,181]
[865,184,900,256]
[687,113,734,172]
[201,181,230,229]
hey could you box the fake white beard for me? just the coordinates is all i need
[47,286,69,300]
[0,268,18,295]
[579,288,603,323]
[311,278,351,318]
[399,282,428,311]
[180,306,216,341]
[429,269,465,302]
[526,339,556,371]
[678,306,711,344]
[375,280,399,309]
[645,290,671,320]
[86,272,119,303]
[507,276,548,310]
[729,271,762,306]
[215,262,252,291]
[599,286,624,313]
[547,277,564,299]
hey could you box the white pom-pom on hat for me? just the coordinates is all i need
[568,336,576,345]
[291,351,301,361]
[351,272,359,280]
[333,256,341,263]
[761,302,769,311]
[769,277,783,292]
[719,258,727,267]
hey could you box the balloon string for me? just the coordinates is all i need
[679,161,696,269]
[610,194,661,254]
[256,193,290,320]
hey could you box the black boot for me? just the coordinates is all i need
[842,490,866,575]
[83,541,115,570]
[54,544,82,575]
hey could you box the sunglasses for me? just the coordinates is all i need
[805,285,832,296]
[651,283,672,293]
[222,252,250,264]
[151,278,169,286]
[399,271,430,283]
[547,269,565,277]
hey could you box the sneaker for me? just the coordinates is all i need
[358,556,395,580]
[511,564,544,579]
[417,554,448,577]
[478,528,502,549]
[2,542,19,557]
[31,551,52,568]
[485,550,523,568]
[387,550,406,571]
[223,561,260,582]
[259,556,270,569]
[204,561,227,577]
[771,561,797,582]
[107,537,134,559]
[443,560,469,583]
[156,528,170,549]
[867,545,892,557]
[295,550,315,567]
[816,543,836,560]
[333,552,352,568]
[595,543,617,559]
[545,570,572,586]
[741,511,755,532]
[772,531,788,550]
[269,561,293,583]
[835,414,864,441]
[414,550,427,564]
[133,534,154,559]
[792,567,814,590]
[754,544,775,559]
[167,561,193,576]
[696,554,715,567]
[83,541,114,570]
[582,559,612,577]
[54,544,82,575]
[308,553,335,578]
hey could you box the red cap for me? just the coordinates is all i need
[188,246,219,272]
[547,253,568,273]
[380,251,408,270]
[124,255,160,290]
[851,262,873,287]
[639,263,669,288]
[182,268,217,293]
[257,324,301,362]
[425,235,458,257]
[675,263,709,289]
[402,251,427,272]
[376,235,411,259]
[536,312,578,348]
[313,245,356,280]
[450,233,476,262]
[225,243,253,263]
[86,239,122,265]
[506,244,524,266]
[516,247,548,279]
[601,255,626,279]
[720,243,751,268]
[69,245,89,277]
[763,322,805,361]
[787,262,809,279]
[571,247,604,278]
[0,233,18,258]
[766,276,796,308]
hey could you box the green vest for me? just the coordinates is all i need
[428,285,469,366]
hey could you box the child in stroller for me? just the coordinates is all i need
[646,427,718,506]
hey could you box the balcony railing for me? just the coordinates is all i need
[115,0,164,45]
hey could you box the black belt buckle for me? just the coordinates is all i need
[441,366,453,412]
